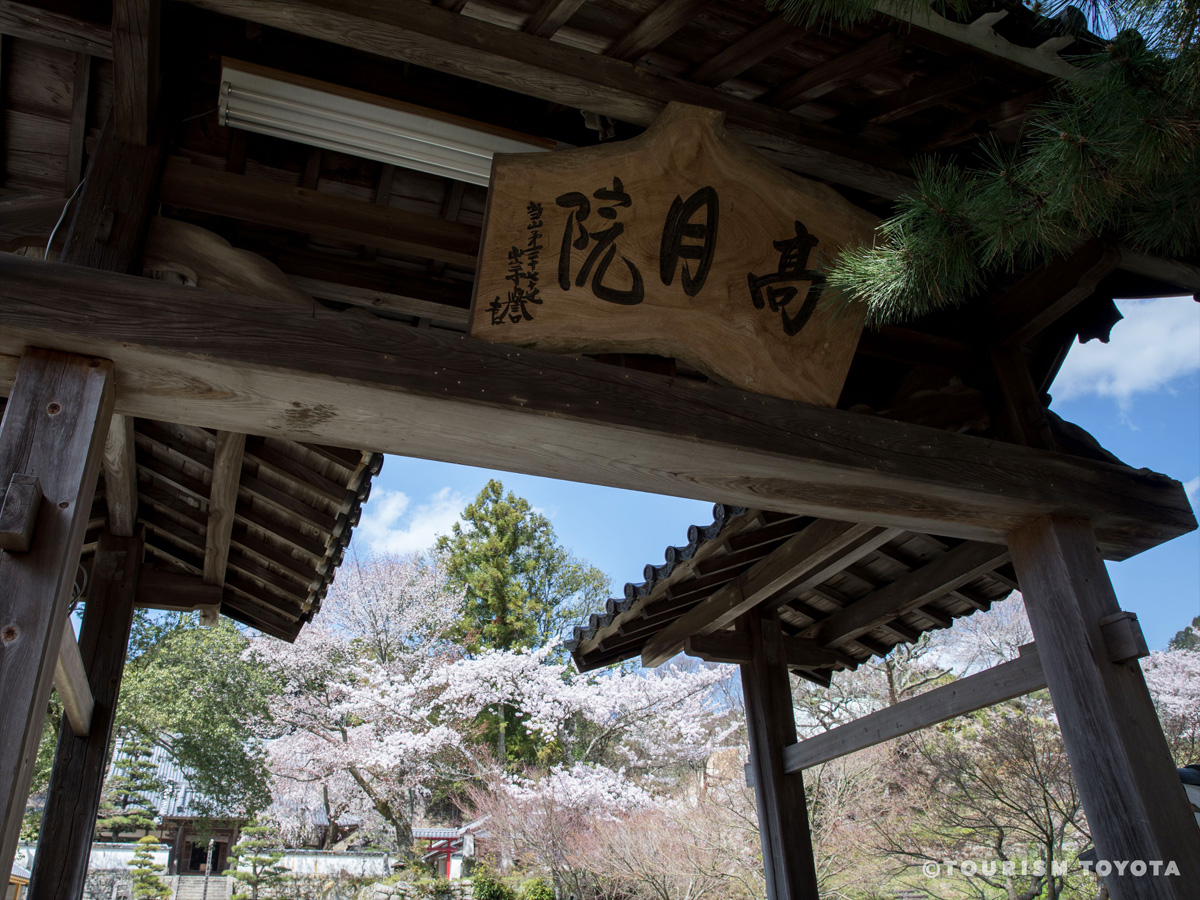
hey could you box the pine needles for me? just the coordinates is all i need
[767,1,1200,326]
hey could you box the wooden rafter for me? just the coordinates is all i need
[604,0,710,62]
[0,1,113,58]
[111,0,160,145]
[689,15,803,87]
[102,414,138,537]
[524,0,587,38]
[0,257,1194,561]
[53,620,93,737]
[684,630,842,669]
[760,33,905,111]
[835,61,981,132]
[202,430,244,589]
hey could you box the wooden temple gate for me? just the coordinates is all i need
[0,2,1198,899]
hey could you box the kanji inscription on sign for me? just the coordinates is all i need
[470,103,877,406]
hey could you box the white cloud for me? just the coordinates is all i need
[1053,297,1200,407]
[356,487,466,555]
[1185,476,1200,507]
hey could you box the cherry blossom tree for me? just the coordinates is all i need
[1142,647,1200,764]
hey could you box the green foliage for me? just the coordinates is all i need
[768,1,1200,324]
[1168,614,1200,650]
[410,875,454,900]
[127,836,171,900]
[230,818,291,900]
[117,617,277,816]
[20,808,42,843]
[471,868,517,900]
[97,732,165,841]
[436,480,609,654]
[519,877,554,900]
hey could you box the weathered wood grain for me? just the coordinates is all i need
[0,192,61,253]
[203,430,245,589]
[159,159,481,269]
[784,646,1046,772]
[0,472,41,551]
[604,0,709,61]
[0,348,114,882]
[472,104,875,405]
[65,52,91,193]
[0,2,113,58]
[524,0,587,38]
[684,630,841,669]
[811,541,1010,647]
[689,15,804,87]
[27,533,141,900]
[0,256,1194,560]
[1008,516,1200,898]
[179,0,914,199]
[740,610,819,900]
[761,33,905,111]
[53,620,93,737]
[102,414,137,537]
[111,0,159,145]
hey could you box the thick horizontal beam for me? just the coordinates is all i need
[136,567,222,624]
[0,1,113,58]
[783,646,1045,771]
[811,541,1011,648]
[54,621,94,738]
[684,630,842,669]
[159,159,481,268]
[180,0,913,199]
[0,256,1193,562]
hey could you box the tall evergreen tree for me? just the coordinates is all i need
[127,836,171,900]
[229,818,291,900]
[97,732,166,841]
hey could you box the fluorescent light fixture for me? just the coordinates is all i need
[218,59,554,186]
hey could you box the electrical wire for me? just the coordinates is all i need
[45,176,86,260]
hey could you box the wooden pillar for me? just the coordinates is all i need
[0,349,115,881]
[1008,515,1200,900]
[739,608,820,900]
[27,532,143,900]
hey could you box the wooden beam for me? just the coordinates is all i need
[1008,516,1200,898]
[835,62,981,132]
[604,0,709,62]
[60,116,165,272]
[102,414,137,536]
[0,348,114,882]
[760,33,905,111]
[0,256,1194,559]
[0,2,113,58]
[111,0,159,145]
[66,53,91,194]
[684,630,842,669]
[136,566,221,625]
[689,16,803,87]
[642,522,900,666]
[740,609,819,900]
[27,533,142,900]
[993,241,1123,347]
[53,620,93,737]
[291,277,471,327]
[0,193,62,253]
[180,0,913,199]
[203,431,244,589]
[784,646,1046,771]
[160,159,481,269]
[524,0,587,38]
[1117,246,1200,296]
[990,346,1056,450]
[811,542,1010,648]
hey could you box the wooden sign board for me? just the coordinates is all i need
[469,103,877,406]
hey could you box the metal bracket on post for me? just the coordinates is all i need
[0,474,44,553]
[1099,611,1150,665]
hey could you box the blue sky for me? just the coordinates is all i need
[357,295,1200,651]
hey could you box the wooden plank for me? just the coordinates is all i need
[994,241,1123,347]
[760,33,905,111]
[180,0,914,200]
[684,630,841,669]
[524,0,588,38]
[203,431,244,588]
[1008,516,1200,899]
[0,348,114,883]
[53,619,93,737]
[1117,246,1200,295]
[812,542,1010,648]
[292,277,470,327]
[689,16,803,87]
[784,646,1046,772]
[0,472,41,551]
[27,533,142,900]
[0,2,113,58]
[472,103,875,406]
[65,52,91,194]
[836,62,981,132]
[137,566,223,610]
[102,414,137,537]
[111,0,159,146]
[604,0,710,61]
[0,192,62,253]
[641,522,898,666]
[159,159,482,269]
[60,116,165,272]
[0,256,1194,559]
[740,609,819,900]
